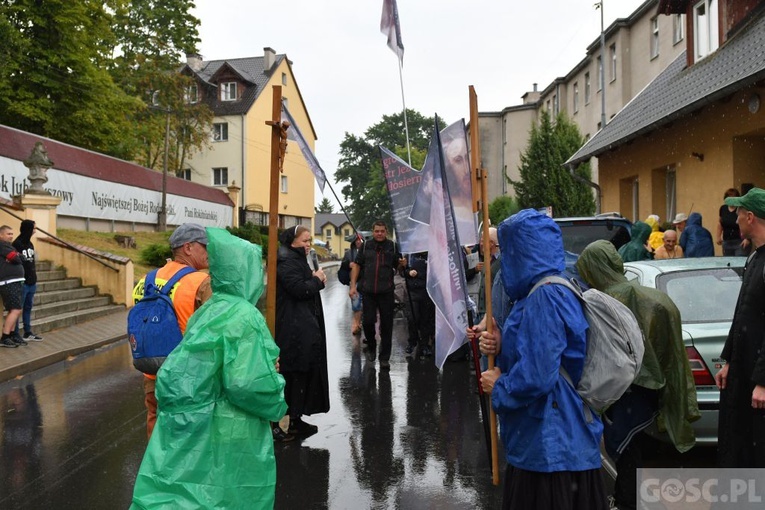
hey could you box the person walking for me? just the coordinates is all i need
[132,223,211,438]
[715,187,765,467]
[402,252,434,358]
[341,234,364,336]
[275,225,330,437]
[131,228,287,510]
[349,220,405,369]
[13,220,42,342]
[479,209,608,510]
[0,225,26,348]
[679,212,714,257]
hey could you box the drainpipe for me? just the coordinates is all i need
[241,113,246,224]
[566,162,602,215]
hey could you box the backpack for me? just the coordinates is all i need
[338,257,351,286]
[529,275,645,419]
[128,266,196,375]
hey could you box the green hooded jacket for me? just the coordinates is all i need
[576,240,700,453]
[131,228,287,509]
[618,220,653,262]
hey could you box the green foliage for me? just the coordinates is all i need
[335,109,435,229]
[226,222,263,245]
[315,197,334,213]
[488,195,520,226]
[140,242,172,267]
[511,110,596,217]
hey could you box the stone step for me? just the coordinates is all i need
[36,269,67,282]
[36,278,84,293]
[27,296,113,321]
[36,260,54,272]
[28,305,126,334]
[34,287,97,306]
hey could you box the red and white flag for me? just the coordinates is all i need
[380,0,404,65]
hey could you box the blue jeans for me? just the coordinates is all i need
[14,283,36,336]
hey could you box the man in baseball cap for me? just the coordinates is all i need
[169,223,209,250]
[716,186,765,468]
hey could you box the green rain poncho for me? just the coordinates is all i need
[131,228,287,509]
[618,220,653,262]
[576,240,700,452]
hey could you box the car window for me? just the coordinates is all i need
[557,223,631,254]
[658,267,743,323]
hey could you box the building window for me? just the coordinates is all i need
[281,175,288,193]
[609,43,617,82]
[283,97,289,109]
[552,94,558,115]
[546,99,551,111]
[185,84,198,104]
[213,167,228,186]
[221,82,237,101]
[179,168,191,181]
[693,0,719,61]
[650,17,660,59]
[325,228,332,239]
[282,72,287,86]
[597,56,603,91]
[584,72,591,104]
[212,122,228,142]
[573,82,579,112]
[666,168,677,222]
[344,228,350,237]
[673,14,684,45]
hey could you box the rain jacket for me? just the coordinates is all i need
[645,216,664,251]
[618,221,652,262]
[679,212,714,257]
[576,240,699,452]
[493,209,603,473]
[131,228,287,510]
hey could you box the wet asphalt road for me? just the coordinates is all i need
[0,275,506,509]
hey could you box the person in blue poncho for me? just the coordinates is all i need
[479,209,608,510]
[131,228,287,510]
[679,212,715,257]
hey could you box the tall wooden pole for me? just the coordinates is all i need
[265,85,284,336]
[469,85,500,486]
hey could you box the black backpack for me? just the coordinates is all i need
[128,266,196,375]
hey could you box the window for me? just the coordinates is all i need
[609,43,617,82]
[597,56,603,90]
[546,99,551,111]
[281,72,287,86]
[212,123,228,142]
[344,228,350,237]
[585,72,591,104]
[185,84,198,104]
[221,82,237,101]
[693,0,719,60]
[283,97,289,109]
[573,82,579,112]
[673,14,684,45]
[552,94,558,115]
[325,228,332,239]
[213,167,228,186]
[281,175,288,193]
[179,169,191,181]
[650,17,660,59]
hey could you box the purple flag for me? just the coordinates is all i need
[380,0,404,65]
[281,102,326,192]
[379,146,429,253]
[420,122,470,368]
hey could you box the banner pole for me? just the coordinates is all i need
[398,60,412,166]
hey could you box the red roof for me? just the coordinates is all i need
[0,124,232,206]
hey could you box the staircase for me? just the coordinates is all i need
[22,260,126,334]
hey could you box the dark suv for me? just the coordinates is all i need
[554,213,632,255]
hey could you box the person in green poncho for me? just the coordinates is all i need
[618,220,653,262]
[576,240,699,510]
[131,228,287,510]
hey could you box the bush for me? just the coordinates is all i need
[227,222,262,244]
[489,195,520,226]
[141,243,172,267]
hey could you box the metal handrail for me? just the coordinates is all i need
[0,203,120,272]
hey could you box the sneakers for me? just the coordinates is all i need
[272,425,295,443]
[0,334,18,348]
[288,417,318,436]
[12,333,28,346]
[23,332,43,342]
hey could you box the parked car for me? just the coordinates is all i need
[554,213,632,255]
[623,256,745,445]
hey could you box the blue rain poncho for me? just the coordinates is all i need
[131,228,287,510]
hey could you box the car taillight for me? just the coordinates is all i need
[685,346,716,386]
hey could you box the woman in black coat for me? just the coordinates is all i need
[275,225,330,437]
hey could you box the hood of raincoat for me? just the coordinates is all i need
[576,239,700,453]
[645,216,659,232]
[630,221,651,244]
[687,212,703,227]
[499,209,564,302]
[207,227,264,305]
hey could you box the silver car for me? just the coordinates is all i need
[623,256,746,445]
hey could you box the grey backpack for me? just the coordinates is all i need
[529,276,645,419]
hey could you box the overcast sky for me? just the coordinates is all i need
[193,0,647,207]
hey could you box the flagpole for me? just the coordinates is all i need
[398,60,412,166]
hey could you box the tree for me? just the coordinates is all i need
[335,109,435,229]
[315,198,335,213]
[488,195,519,226]
[511,110,595,217]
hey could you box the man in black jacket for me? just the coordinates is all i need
[349,221,405,369]
[13,220,42,342]
[0,225,26,347]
